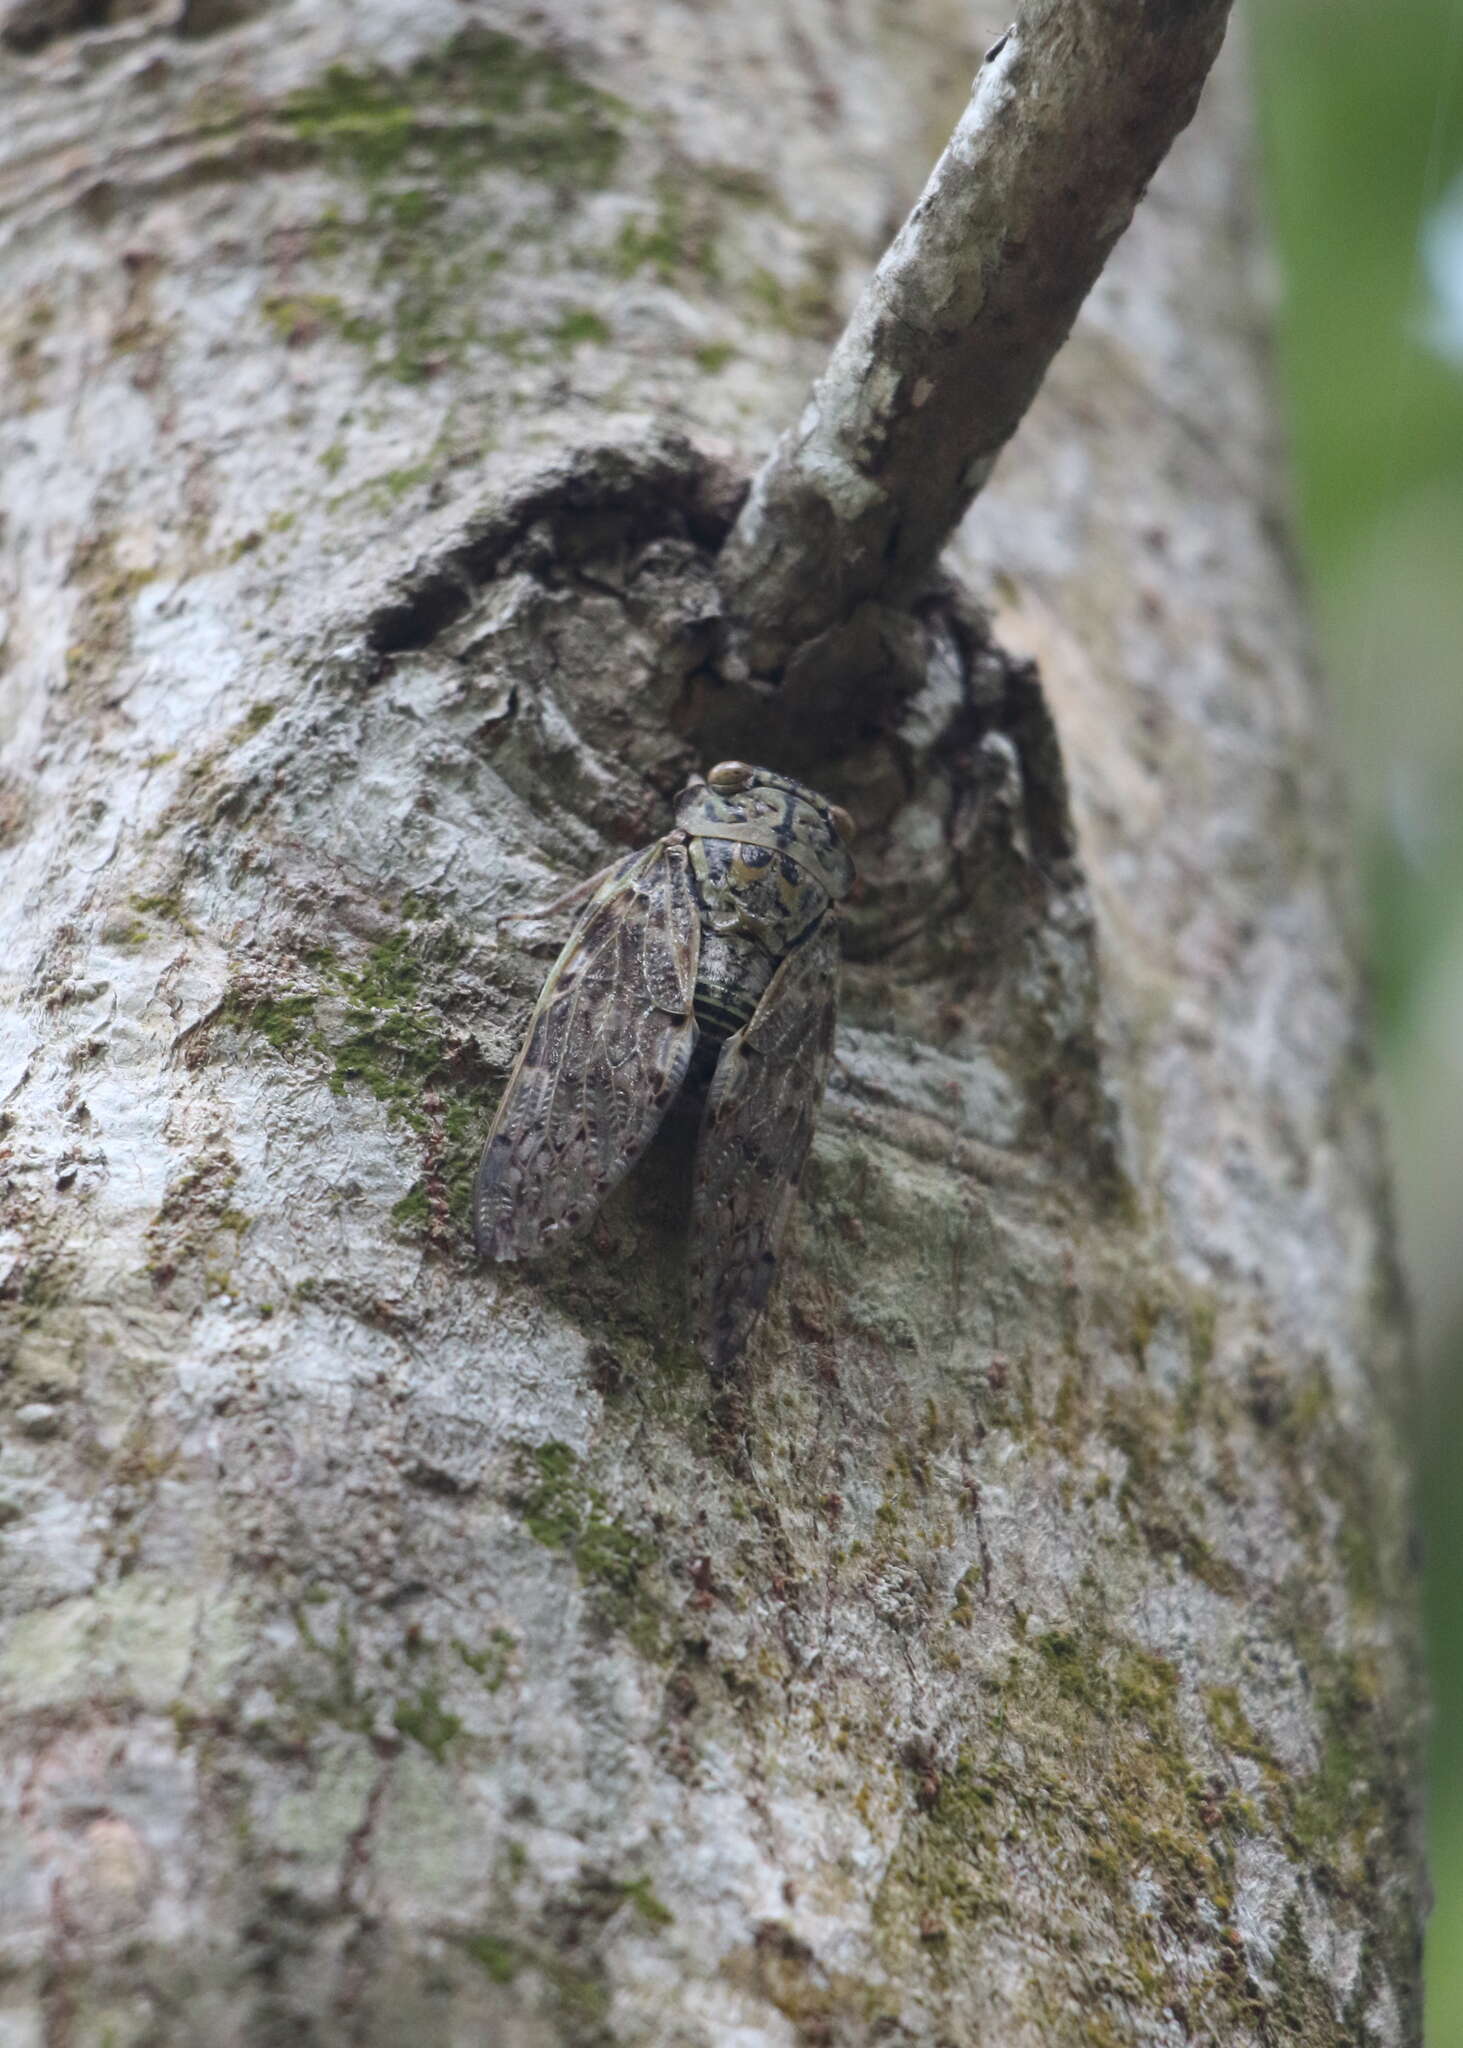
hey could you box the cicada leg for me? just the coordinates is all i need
[495,851,639,936]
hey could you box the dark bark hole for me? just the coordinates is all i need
[369,574,474,657]
[3,0,119,54]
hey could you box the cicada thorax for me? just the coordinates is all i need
[686,839,826,1039]
[677,775,852,1056]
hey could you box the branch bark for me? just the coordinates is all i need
[718,0,1234,676]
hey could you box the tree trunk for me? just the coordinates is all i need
[0,4,1425,2045]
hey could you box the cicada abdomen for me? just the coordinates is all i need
[474,762,856,1370]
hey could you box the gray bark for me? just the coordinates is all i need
[718,0,1233,678]
[0,4,1425,2046]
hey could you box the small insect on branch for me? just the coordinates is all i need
[717,0,1235,681]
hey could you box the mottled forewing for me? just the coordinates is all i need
[690,915,840,1372]
[475,841,699,1259]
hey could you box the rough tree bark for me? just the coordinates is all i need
[0,3,1425,2045]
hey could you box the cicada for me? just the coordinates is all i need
[474,762,856,1371]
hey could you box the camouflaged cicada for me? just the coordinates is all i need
[474,762,856,1371]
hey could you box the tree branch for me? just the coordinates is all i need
[717,0,1235,678]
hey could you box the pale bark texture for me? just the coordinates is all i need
[0,4,1425,2047]
[718,0,1234,675]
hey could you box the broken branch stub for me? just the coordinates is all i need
[717,0,1234,679]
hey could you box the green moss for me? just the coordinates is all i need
[693,340,735,372]
[16,1245,75,1310]
[349,927,431,1001]
[326,932,497,1232]
[875,1754,1004,1934]
[463,1932,521,1983]
[1034,1630,1112,1713]
[950,1564,982,1628]
[0,1252,76,1374]
[217,920,495,1241]
[1205,1635,1415,1964]
[284,1607,374,1738]
[736,1922,900,2038]
[516,1441,664,1654]
[1257,1896,1355,2043]
[393,1685,462,1762]
[396,890,448,923]
[610,177,721,283]
[1103,1390,1241,1595]
[266,24,843,404]
[1287,1366,1390,1614]
[485,326,527,361]
[874,1615,1243,2020]
[612,215,675,278]
[1291,1651,1396,1876]
[274,29,625,384]
[745,255,840,338]
[551,306,610,349]
[259,292,382,350]
[1204,1684,1272,1764]
[63,534,155,705]
[144,1152,251,1296]
[8,292,56,406]
[520,1441,580,1548]
[541,1958,610,2028]
[330,997,435,1105]
[383,187,438,230]
[1129,1288,1162,1363]
[128,887,204,945]
[130,888,183,921]
[460,1920,616,2020]
[618,1876,672,1928]
[455,1628,515,1690]
[284,30,623,190]
[1187,1289,1219,1367]
[1114,1645,1180,1723]
[1025,1636,1181,1753]
[330,456,439,512]
[390,1183,431,1229]
[220,990,317,1051]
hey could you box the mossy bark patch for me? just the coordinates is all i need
[282,31,625,192]
[513,1442,666,1656]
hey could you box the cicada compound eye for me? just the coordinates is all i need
[829,804,856,842]
[707,761,754,791]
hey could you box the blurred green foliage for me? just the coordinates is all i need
[1252,1,1463,2036]
[1258,5,1463,554]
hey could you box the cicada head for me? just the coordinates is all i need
[678,762,857,901]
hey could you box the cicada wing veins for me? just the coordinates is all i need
[690,914,840,1373]
[474,839,700,1260]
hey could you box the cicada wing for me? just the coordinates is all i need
[690,914,840,1373]
[475,839,700,1260]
